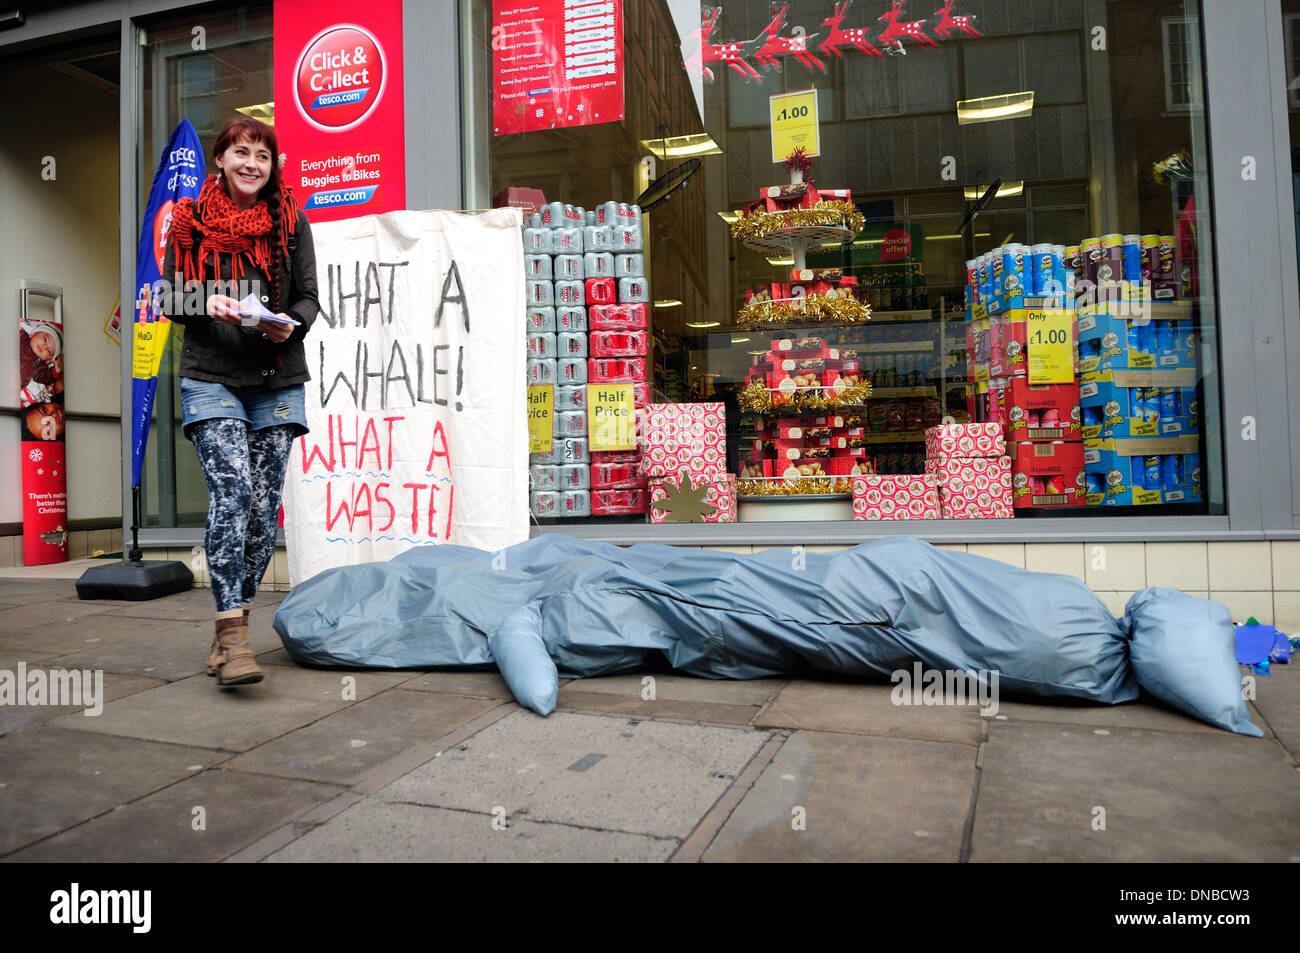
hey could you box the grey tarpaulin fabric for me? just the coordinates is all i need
[272,535,1260,735]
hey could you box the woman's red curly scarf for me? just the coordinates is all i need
[168,173,300,310]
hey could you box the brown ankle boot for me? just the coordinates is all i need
[206,616,264,686]
[206,608,251,677]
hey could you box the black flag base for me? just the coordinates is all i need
[76,486,194,600]
[76,558,193,601]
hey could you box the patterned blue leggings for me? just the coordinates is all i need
[190,419,296,613]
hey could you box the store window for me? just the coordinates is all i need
[470,0,1222,526]
[139,3,274,528]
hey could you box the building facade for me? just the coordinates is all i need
[1,1,1299,626]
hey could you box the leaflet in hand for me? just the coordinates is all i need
[237,294,300,327]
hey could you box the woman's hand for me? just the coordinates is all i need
[206,294,245,325]
[259,315,295,343]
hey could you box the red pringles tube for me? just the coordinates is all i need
[589,330,649,357]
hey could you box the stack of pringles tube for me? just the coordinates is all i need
[962,231,1199,510]
[524,200,651,519]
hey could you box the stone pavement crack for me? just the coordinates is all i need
[958,719,989,863]
[670,728,789,863]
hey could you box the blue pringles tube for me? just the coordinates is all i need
[1160,387,1179,418]
[1122,235,1142,283]
[1128,387,1145,419]
[1144,455,1163,490]
[1000,246,1024,298]
[1143,387,1164,423]
[1161,454,1182,488]
[1154,320,1174,354]
[1127,319,1145,355]
[1085,472,1103,495]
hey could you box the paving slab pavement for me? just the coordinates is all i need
[31,622,216,682]
[0,671,164,735]
[263,798,679,863]
[221,689,502,785]
[50,668,413,752]
[1,574,1297,863]
[1247,664,1299,759]
[0,726,227,856]
[378,710,771,840]
[970,720,1300,862]
[755,678,987,745]
[7,768,344,863]
[701,730,977,862]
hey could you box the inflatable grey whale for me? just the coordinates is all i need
[272,535,1260,735]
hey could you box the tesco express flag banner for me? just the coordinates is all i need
[132,118,204,487]
[282,209,529,586]
[274,0,405,221]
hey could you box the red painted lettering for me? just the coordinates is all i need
[403,483,425,535]
[374,482,395,532]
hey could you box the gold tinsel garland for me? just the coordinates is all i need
[737,477,856,497]
[737,379,873,415]
[729,201,866,243]
[737,293,871,330]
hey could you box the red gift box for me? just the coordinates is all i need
[774,336,835,357]
[746,283,790,304]
[924,423,1006,460]
[588,357,648,383]
[589,330,649,357]
[585,278,616,305]
[926,456,1014,518]
[1009,440,1086,508]
[589,303,647,330]
[851,474,941,520]
[828,455,872,477]
[761,182,821,211]
[639,402,727,480]
[648,473,737,523]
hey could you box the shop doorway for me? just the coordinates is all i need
[0,36,122,542]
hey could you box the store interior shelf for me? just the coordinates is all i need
[859,431,925,444]
[858,341,934,353]
[742,225,857,258]
[867,386,937,398]
[864,309,935,324]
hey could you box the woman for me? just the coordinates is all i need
[164,116,319,687]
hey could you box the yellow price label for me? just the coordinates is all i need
[527,385,553,454]
[770,89,820,164]
[587,383,636,452]
[1026,309,1074,384]
[131,320,172,380]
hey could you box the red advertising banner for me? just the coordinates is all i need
[274,0,406,222]
[493,0,624,136]
[18,307,68,565]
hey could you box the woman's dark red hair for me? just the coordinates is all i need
[212,116,282,204]
[204,116,298,311]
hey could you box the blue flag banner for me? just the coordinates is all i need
[131,119,204,488]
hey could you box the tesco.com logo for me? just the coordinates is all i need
[294,24,386,132]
